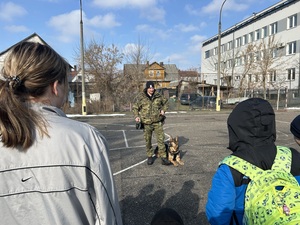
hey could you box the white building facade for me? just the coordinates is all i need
[201,0,300,97]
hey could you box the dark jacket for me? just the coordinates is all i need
[132,89,168,125]
[206,98,300,225]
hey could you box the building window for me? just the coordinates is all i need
[255,52,261,62]
[269,70,276,82]
[242,55,247,65]
[214,63,217,71]
[205,50,210,59]
[149,70,154,77]
[242,35,247,45]
[213,47,218,56]
[287,14,297,29]
[255,29,260,40]
[235,76,240,80]
[287,41,296,55]
[221,61,226,70]
[156,71,161,77]
[272,48,278,58]
[227,41,233,50]
[227,59,233,68]
[269,22,277,35]
[235,57,242,66]
[248,74,252,82]
[287,68,296,80]
[221,44,225,53]
[248,32,254,43]
[262,26,268,38]
[236,37,242,47]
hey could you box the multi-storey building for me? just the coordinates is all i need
[201,0,300,98]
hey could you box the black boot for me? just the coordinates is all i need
[147,157,154,165]
[161,157,171,165]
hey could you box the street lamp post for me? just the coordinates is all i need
[80,0,87,115]
[216,0,228,111]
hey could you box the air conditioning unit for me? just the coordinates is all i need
[278,42,285,48]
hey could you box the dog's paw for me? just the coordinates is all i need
[177,160,184,165]
[171,160,179,167]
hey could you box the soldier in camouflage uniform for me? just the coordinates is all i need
[133,81,171,165]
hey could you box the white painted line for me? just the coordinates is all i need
[110,145,145,151]
[122,130,129,148]
[276,120,290,124]
[277,130,289,137]
[112,131,170,176]
[113,159,147,176]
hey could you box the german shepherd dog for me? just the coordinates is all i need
[154,136,184,166]
[167,136,184,166]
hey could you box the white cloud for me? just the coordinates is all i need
[164,53,186,62]
[175,23,199,32]
[185,4,201,16]
[91,0,157,8]
[87,13,121,28]
[123,43,135,53]
[190,34,207,43]
[201,0,248,14]
[162,53,195,69]
[48,10,120,43]
[0,2,27,21]
[188,35,207,53]
[141,6,165,22]
[4,25,29,33]
[135,24,170,40]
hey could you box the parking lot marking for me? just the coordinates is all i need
[113,158,147,176]
[110,145,145,151]
[122,130,129,148]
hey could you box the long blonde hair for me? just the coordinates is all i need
[0,41,68,150]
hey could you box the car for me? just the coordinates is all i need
[180,93,200,105]
[190,96,217,110]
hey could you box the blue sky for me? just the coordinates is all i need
[0,0,279,70]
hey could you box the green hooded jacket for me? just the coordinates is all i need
[133,89,168,125]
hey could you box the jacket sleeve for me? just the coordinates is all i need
[161,96,169,112]
[132,95,141,118]
[206,165,237,225]
[89,128,123,225]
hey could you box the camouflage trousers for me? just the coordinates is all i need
[143,122,166,158]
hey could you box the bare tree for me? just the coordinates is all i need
[203,50,233,87]
[123,37,154,90]
[83,38,124,111]
[231,43,256,97]
[291,52,300,95]
[268,72,287,110]
[122,37,154,110]
[251,36,286,99]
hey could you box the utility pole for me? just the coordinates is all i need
[80,0,87,115]
[216,0,228,111]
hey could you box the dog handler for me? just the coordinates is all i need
[133,81,171,165]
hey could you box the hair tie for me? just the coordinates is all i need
[7,76,22,89]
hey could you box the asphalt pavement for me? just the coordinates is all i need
[73,109,300,225]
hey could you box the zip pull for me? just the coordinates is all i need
[283,204,290,216]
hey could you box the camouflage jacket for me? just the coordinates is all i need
[133,89,168,125]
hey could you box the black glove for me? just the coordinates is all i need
[160,115,166,124]
[136,122,144,129]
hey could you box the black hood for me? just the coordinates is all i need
[228,98,276,152]
[227,98,277,180]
